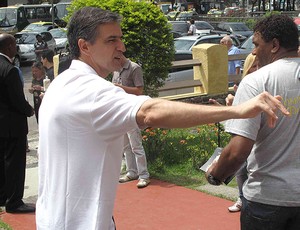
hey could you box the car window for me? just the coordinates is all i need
[196,37,221,45]
[41,32,52,42]
[230,24,250,31]
[169,22,189,33]
[15,33,36,44]
[49,29,66,38]
[195,22,214,30]
[240,35,254,50]
[24,23,50,32]
[174,39,194,50]
[224,25,231,31]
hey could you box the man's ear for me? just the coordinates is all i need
[78,38,90,56]
[271,38,280,53]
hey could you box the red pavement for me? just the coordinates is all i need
[0,179,239,230]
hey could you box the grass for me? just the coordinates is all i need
[0,220,12,230]
[149,161,238,190]
[143,125,237,189]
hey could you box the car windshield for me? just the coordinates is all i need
[195,22,213,30]
[24,23,50,32]
[178,12,196,17]
[174,39,194,50]
[169,22,188,33]
[168,11,177,16]
[230,24,250,31]
[0,8,17,26]
[240,35,254,50]
[49,29,66,38]
[15,33,36,44]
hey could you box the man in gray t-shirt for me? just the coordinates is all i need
[206,15,300,230]
[112,57,150,188]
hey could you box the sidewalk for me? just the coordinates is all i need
[1,177,240,230]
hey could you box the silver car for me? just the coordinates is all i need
[49,28,68,52]
[14,31,56,65]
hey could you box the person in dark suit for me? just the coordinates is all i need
[0,33,35,213]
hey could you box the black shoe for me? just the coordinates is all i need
[6,203,35,213]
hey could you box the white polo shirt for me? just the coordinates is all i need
[36,60,150,229]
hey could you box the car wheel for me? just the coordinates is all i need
[14,56,21,68]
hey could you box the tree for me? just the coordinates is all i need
[66,0,175,97]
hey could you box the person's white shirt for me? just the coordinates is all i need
[36,60,150,230]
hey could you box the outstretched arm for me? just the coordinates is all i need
[136,91,289,129]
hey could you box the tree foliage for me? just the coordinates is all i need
[66,0,175,97]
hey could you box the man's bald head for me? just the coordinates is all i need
[220,35,233,50]
[0,33,17,59]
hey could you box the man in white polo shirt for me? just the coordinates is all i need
[36,7,289,230]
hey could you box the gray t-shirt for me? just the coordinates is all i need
[225,58,300,207]
[112,59,144,87]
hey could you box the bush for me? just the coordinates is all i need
[66,0,175,97]
[142,123,231,170]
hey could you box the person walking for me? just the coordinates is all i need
[0,33,35,213]
[112,56,150,188]
[206,15,300,229]
[28,62,46,123]
[34,34,48,62]
[35,7,289,230]
[188,19,196,35]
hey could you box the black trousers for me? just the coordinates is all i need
[0,135,27,210]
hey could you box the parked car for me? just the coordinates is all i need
[174,34,241,52]
[207,9,223,17]
[21,21,59,32]
[216,22,253,42]
[169,34,241,85]
[238,34,254,54]
[166,11,180,21]
[223,7,245,17]
[194,21,214,35]
[175,11,199,21]
[14,31,56,64]
[168,21,189,37]
[49,28,68,52]
[167,50,194,83]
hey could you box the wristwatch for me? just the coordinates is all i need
[207,173,222,186]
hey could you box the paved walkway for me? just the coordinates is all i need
[0,79,240,229]
[1,177,240,230]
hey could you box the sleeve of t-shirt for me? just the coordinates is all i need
[90,80,150,141]
[225,75,262,141]
[132,65,144,87]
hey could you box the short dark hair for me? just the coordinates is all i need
[32,61,44,71]
[253,14,299,51]
[41,50,54,63]
[67,7,122,59]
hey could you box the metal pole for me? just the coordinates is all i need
[247,0,249,17]
[51,0,54,27]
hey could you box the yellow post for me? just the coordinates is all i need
[53,54,59,78]
[192,44,228,95]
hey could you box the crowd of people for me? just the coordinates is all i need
[0,5,299,230]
